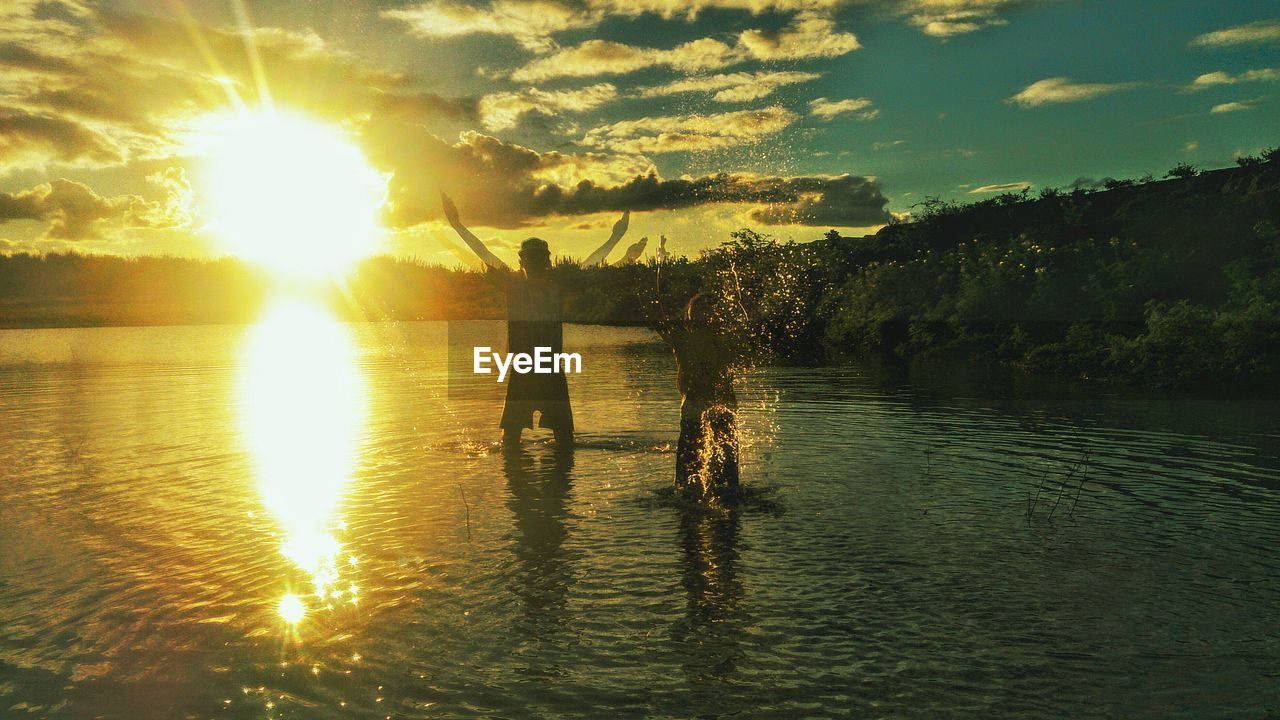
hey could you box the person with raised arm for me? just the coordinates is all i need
[578,213,633,268]
[615,236,649,265]
[440,192,630,447]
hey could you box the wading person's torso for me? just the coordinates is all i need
[669,327,737,420]
[507,277,564,356]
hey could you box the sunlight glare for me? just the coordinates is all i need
[191,109,386,276]
[278,593,307,625]
[238,300,368,601]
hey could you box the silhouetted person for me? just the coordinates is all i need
[441,192,629,447]
[656,292,742,502]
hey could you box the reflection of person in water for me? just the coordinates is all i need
[673,507,744,687]
[655,291,743,502]
[502,444,575,641]
[441,192,629,446]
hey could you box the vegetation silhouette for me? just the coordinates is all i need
[2,152,1276,389]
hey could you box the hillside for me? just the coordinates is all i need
[816,154,1280,386]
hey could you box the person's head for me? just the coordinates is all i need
[518,237,552,277]
[685,291,721,326]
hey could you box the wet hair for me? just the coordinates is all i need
[685,291,719,324]
[518,237,551,269]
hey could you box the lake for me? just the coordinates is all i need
[1,306,1278,719]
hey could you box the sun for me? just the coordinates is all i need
[190,109,386,277]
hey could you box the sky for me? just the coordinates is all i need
[0,0,1276,267]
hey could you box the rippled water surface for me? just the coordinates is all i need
[2,316,1278,719]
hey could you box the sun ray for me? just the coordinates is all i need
[229,0,275,111]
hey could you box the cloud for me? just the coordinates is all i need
[384,0,1020,55]
[382,1,596,52]
[1006,77,1139,107]
[1210,101,1256,114]
[1190,19,1280,48]
[0,178,183,240]
[1187,68,1278,91]
[363,120,888,228]
[745,174,891,226]
[969,181,1031,193]
[510,10,859,81]
[637,70,822,102]
[480,84,617,130]
[511,36,742,82]
[374,92,480,124]
[1,1,894,252]
[899,0,1030,38]
[0,107,125,169]
[736,10,860,60]
[580,106,797,154]
[808,97,878,120]
[535,171,892,227]
[384,0,850,53]
[0,3,483,175]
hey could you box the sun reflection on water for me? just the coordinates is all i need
[237,299,368,622]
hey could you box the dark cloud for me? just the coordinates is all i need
[746,175,892,226]
[32,1,93,26]
[365,119,890,228]
[529,172,891,227]
[0,178,180,240]
[374,91,479,124]
[0,107,123,166]
[0,41,78,74]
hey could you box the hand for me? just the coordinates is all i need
[612,210,630,237]
[440,191,461,227]
[659,235,667,247]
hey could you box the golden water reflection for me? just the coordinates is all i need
[237,299,368,622]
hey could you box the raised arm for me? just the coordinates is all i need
[441,192,509,271]
[579,210,630,268]
[616,236,648,265]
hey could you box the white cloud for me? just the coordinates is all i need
[1190,19,1280,48]
[382,1,597,52]
[1210,101,1256,114]
[737,10,860,60]
[1006,77,1139,107]
[809,97,878,120]
[511,37,740,82]
[636,70,821,102]
[1188,68,1278,91]
[479,84,618,130]
[969,181,1031,194]
[900,0,1026,38]
[509,8,859,81]
[580,106,797,154]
